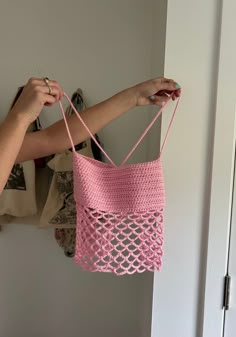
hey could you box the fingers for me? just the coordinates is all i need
[21,77,64,109]
[160,78,175,84]
[156,80,179,93]
[44,79,64,99]
[151,77,181,102]
[147,77,181,106]
[26,77,64,100]
[149,95,170,106]
[43,94,59,106]
[34,85,62,101]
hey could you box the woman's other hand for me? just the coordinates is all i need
[132,77,181,107]
[9,77,64,126]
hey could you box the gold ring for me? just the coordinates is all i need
[43,77,53,95]
[43,77,50,85]
[48,85,52,95]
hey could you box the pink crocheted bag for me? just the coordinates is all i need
[59,93,180,275]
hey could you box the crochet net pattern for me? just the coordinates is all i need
[59,93,179,275]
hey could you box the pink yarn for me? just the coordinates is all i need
[59,93,180,275]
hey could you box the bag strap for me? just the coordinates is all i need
[59,92,180,167]
[59,94,117,167]
[159,96,180,156]
[120,94,180,166]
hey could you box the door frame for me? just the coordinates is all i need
[202,0,236,336]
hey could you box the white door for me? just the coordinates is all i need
[202,0,236,336]
[224,174,236,336]
[151,0,236,336]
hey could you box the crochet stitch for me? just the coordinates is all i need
[59,93,180,275]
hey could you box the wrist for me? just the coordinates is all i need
[6,110,31,131]
[118,87,137,110]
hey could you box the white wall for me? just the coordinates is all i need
[151,0,222,337]
[0,1,167,337]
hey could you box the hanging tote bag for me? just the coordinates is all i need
[0,160,37,217]
[39,144,93,228]
[58,93,180,275]
[54,228,76,257]
[40,89,98,229]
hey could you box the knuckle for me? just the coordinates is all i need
[153,77,162,85]
[51,80,58,87]
[28,77,36,84]
[33,85,40,93]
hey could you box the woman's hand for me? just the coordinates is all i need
[0,76,63,193]
[9,77,64,126]
[132,77,181,107]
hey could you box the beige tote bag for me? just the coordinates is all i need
[39,143,93,228]
[0,161,37,217]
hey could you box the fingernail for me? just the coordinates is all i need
[149,95,156,101]
[175,84,181,89]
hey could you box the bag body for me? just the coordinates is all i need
[59,93,180,274]
[0,160,37,217]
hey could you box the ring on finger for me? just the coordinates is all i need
[43,77,50,85]
[42,77,53,95]
[48,85,53,95]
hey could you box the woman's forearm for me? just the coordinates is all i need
[16,78,181,163]
[0,114,29,193]
[17,88,136,162]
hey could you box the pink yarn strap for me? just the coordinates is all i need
[59,94,116,167]
[160,96,180,155]
[120,94,180,166]
[59,91,180,167]
[58,101,75,151]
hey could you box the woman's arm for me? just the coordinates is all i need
[17,88,135,162]
[0,114,30,193]
[17,78,181,162]
[0,78,63,193]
